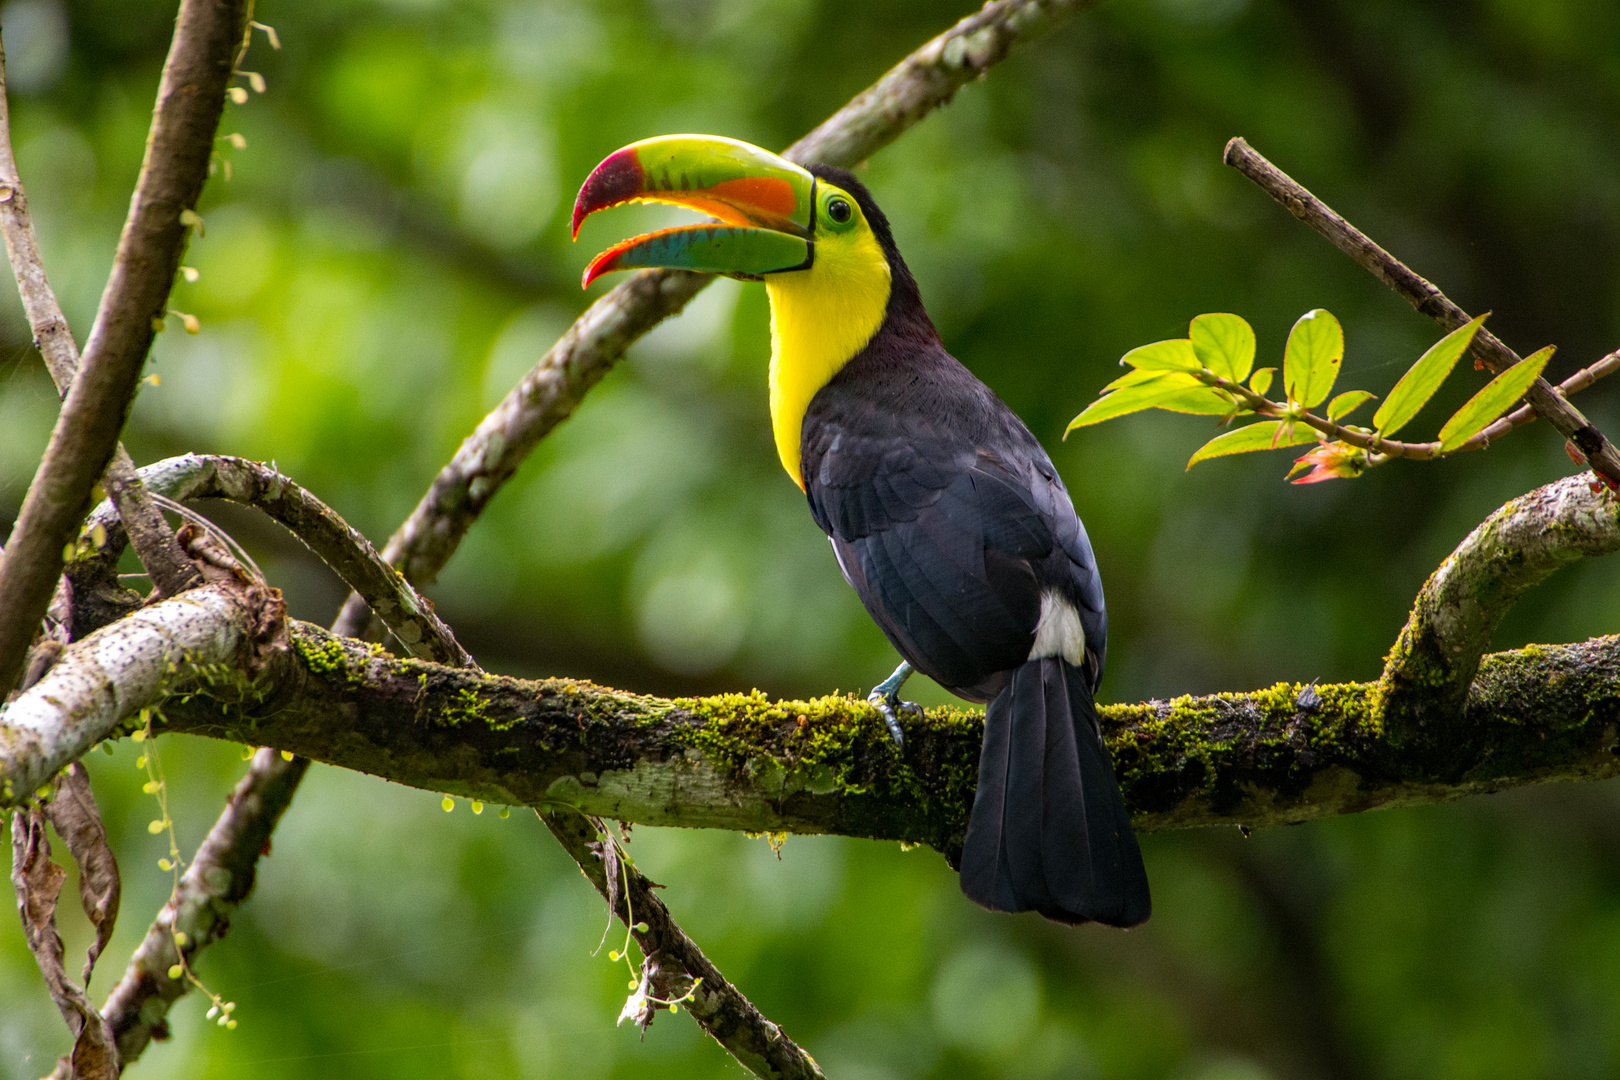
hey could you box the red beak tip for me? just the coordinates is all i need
[581,253,614,290]
[572,148,644,242]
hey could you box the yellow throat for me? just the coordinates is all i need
[764,228,892,487]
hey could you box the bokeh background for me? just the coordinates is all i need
[5,0,1620,1077]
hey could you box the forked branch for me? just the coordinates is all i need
[0,0,247,691]
[1223,137,1620,488]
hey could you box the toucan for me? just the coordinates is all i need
[572,135,1150,928]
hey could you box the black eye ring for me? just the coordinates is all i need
[827,196,852,224]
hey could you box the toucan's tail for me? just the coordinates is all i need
[959,657,1151,928]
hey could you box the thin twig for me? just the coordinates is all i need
[0,0,246,691]
[1186,350,1620,462]
[1466,349,1620,448]
[334,0,1098,635]
[540,811,826,1080]
[1222,137,1620,488]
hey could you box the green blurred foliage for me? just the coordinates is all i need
[4,0,1620,1077]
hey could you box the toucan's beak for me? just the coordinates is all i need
[572,134,815,288]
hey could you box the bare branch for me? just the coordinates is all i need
[1222,136,1620,489]
[332,266,711,632]
[0,29,200,606]
[335,0,1099,634]
[0,0,247,690]
[0,37,78,392]
[784,0,1096,165]
[541,811,826,1080]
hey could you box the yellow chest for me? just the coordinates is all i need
[764,233,891,487]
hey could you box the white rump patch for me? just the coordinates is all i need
[1029,591,1086,665]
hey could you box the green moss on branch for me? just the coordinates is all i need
[155,622,1620,853]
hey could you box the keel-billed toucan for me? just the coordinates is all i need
[572,135,1150,928]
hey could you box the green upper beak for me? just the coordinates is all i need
[572,135,817,287]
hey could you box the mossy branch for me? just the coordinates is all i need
[7,610,1617,845]
[7,474,1620,842]
[1381,474,1620,750]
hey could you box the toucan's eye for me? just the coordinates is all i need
[827,196,853,224]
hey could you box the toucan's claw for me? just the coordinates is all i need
[868,690,917,748]
[868,660,919,748]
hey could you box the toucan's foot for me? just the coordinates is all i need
[868,661,920,748]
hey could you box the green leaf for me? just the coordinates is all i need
[1119,338,1200,372]
[1190,313,1255,383]
[1156,386,1233,415]
[1249,367,1275,397]
[1372,313,1487,436]
[1283,309,1343,408]
[1187,421,1319,469]
[1437,345,1554,451]
[1067,376,1205,431]
[1102,367,1199,393]
[1326,390,1376,422]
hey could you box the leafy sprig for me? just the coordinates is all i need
[1068,310,1565,483]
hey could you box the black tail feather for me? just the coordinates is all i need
[959,657,1150,928]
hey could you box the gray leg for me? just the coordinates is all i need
[867,660,922,747]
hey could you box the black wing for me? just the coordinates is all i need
[802,346,1105,701]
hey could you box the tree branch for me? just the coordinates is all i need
[100,749,308,1062]
[64,461,825,1078]
[1195,352,1620,463]
[75,454,471,667]
[0,29,200,610]
[540,810,826,1079]
[782,0,1096,165]
[1380,474,1620,750]
[4,473,1619,869]
[333,0,1098,634]
[80,452,471,1061]
[1222,136,1620,489]
[0,579,284,806]
[6,599,1620,842]
[0,0,246,690]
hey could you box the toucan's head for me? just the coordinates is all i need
[572,134,922,308]
[572,134,931,484]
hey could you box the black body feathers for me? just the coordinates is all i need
[799,166,1150,927]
